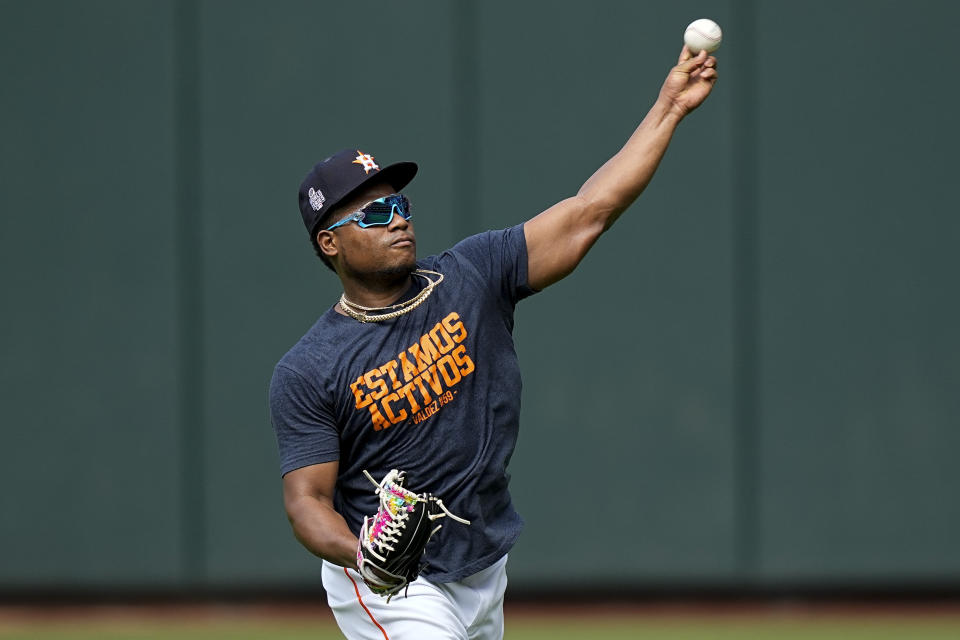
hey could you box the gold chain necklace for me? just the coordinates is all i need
[339,269,444,323]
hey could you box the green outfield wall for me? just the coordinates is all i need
[2,0,958,592]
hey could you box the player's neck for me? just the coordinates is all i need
[339,273,414,309]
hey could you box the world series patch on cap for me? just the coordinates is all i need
[299,149,418,238]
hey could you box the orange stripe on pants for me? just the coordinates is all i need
[344,567,389,640]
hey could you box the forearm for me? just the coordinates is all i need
[577,97,684,231]
[286,494,359,569]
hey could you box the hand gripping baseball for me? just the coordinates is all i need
[659,46,719,117]
[356,469,470,602]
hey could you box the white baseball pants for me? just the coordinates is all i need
[321,554,508,640]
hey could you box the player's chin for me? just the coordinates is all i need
[389,240,417,263]
[377,255,418,278]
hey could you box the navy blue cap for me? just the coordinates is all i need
[298,149,418,238]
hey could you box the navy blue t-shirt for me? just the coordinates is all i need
[269,224,536,582]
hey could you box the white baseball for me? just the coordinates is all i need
[684,18,722,54]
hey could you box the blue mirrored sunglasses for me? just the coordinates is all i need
[325,194,412,231]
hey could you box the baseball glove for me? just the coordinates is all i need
[356,469,470,602]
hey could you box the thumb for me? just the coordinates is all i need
[675,48,707,73]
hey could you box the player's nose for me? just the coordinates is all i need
[387,210,411,232]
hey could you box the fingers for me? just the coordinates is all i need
[697,55,718,79]
[676,47,718,77]
[698,67,718,81]
[676,47,708,72]
[678,45,703,64]
[691,56,717,78]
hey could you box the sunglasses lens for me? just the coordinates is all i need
[358,195,411,226]
[360,206,393,225]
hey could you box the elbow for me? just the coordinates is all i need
[284,493,313,537]
[573,192,624,234]
[284,497,326,557]
[284,500,305,539]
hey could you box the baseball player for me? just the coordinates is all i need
[270,46,717,639]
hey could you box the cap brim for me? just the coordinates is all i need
[343,161,418,206]
[376,161,418,193]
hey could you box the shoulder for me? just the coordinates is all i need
[450,224,525,258]
[422,224,533,307]
[271,309,352,389]
[424,225,526,273]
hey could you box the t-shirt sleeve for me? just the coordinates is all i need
[269,363,340,476]
[447,223,537,308]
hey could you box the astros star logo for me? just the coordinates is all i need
[352,151,379,174]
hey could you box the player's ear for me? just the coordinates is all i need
[317,230,339,261]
